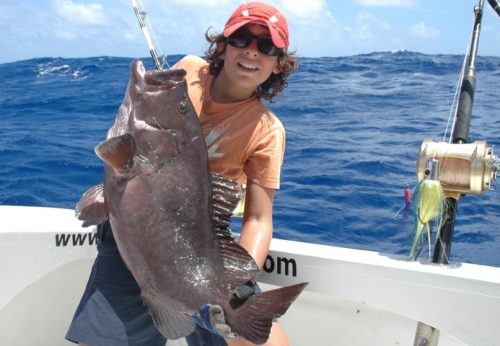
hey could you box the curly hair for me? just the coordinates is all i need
[204,29,298,102]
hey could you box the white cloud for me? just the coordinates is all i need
[355,25,374,41]
[350,12,392,43]
[53,0,107,26]
[123,30,138,41]
[54,29,77,40]
[143,0,214,5]
[274,0,343,56]
[355,0,417,6]
[280,0,327,18]
[411,22,440,39]
[174,0,232,5]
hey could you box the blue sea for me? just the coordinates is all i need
[1,52,499,267]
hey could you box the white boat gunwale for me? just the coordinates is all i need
[1,205,499,345]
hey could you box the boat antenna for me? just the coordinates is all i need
[131,0,168,70]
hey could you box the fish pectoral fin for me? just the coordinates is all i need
[229,282,308,344]
[142,295,195,339]
[95,133,136,171]
[75,184,108,227]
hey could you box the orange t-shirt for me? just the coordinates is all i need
[172,55,285,189]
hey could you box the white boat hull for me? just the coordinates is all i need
[1,206,499,345]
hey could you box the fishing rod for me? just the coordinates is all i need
[432,0,485,264]
[413,2,500,344]
[432,0,500,264]
[414,0,500,265]
[131,0,168,70]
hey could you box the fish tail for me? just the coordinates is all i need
[229,282,307,344]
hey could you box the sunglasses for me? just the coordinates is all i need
[226,29,284,57]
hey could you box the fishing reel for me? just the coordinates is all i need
[417,139,499,195]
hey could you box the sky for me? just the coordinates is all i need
[1,0,499,64]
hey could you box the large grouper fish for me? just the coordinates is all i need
[76,60,307,344]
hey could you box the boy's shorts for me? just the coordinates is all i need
[65,221,227,346]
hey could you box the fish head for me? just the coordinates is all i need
[123,60,204,171]
[133,62,190,125]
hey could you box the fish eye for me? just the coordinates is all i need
[178,100,187,114]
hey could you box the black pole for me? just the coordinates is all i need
[488,0,500,16]
[432,1,484,264]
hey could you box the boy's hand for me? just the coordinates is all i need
[193,282,257,336]
[232,281,257,301]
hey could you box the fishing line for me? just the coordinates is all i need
[131,0,169,70]
[442,49,470,144]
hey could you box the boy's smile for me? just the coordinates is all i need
[237,61,259,71]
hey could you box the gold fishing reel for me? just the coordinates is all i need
[417,139,499,194]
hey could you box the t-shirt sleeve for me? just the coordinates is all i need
[244,124,286,189]
[171,55,206,72]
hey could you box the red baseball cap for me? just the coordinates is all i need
[223,2,289,49]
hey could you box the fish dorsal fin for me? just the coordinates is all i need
[75,184,108,227]
[95,133,136,171]
[210,174,261,289]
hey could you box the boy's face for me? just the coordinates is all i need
[218,24,281,95]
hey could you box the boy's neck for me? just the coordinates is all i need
[211,72,255,104]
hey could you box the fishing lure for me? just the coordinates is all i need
[410,159,446,261]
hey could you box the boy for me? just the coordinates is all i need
[66,2,297,345]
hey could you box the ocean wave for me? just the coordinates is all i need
[1,53,499,266]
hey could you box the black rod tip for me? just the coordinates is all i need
[488,0,500,16]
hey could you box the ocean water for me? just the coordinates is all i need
[1,52,499,267]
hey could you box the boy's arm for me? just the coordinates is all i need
[238,180,275,269]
